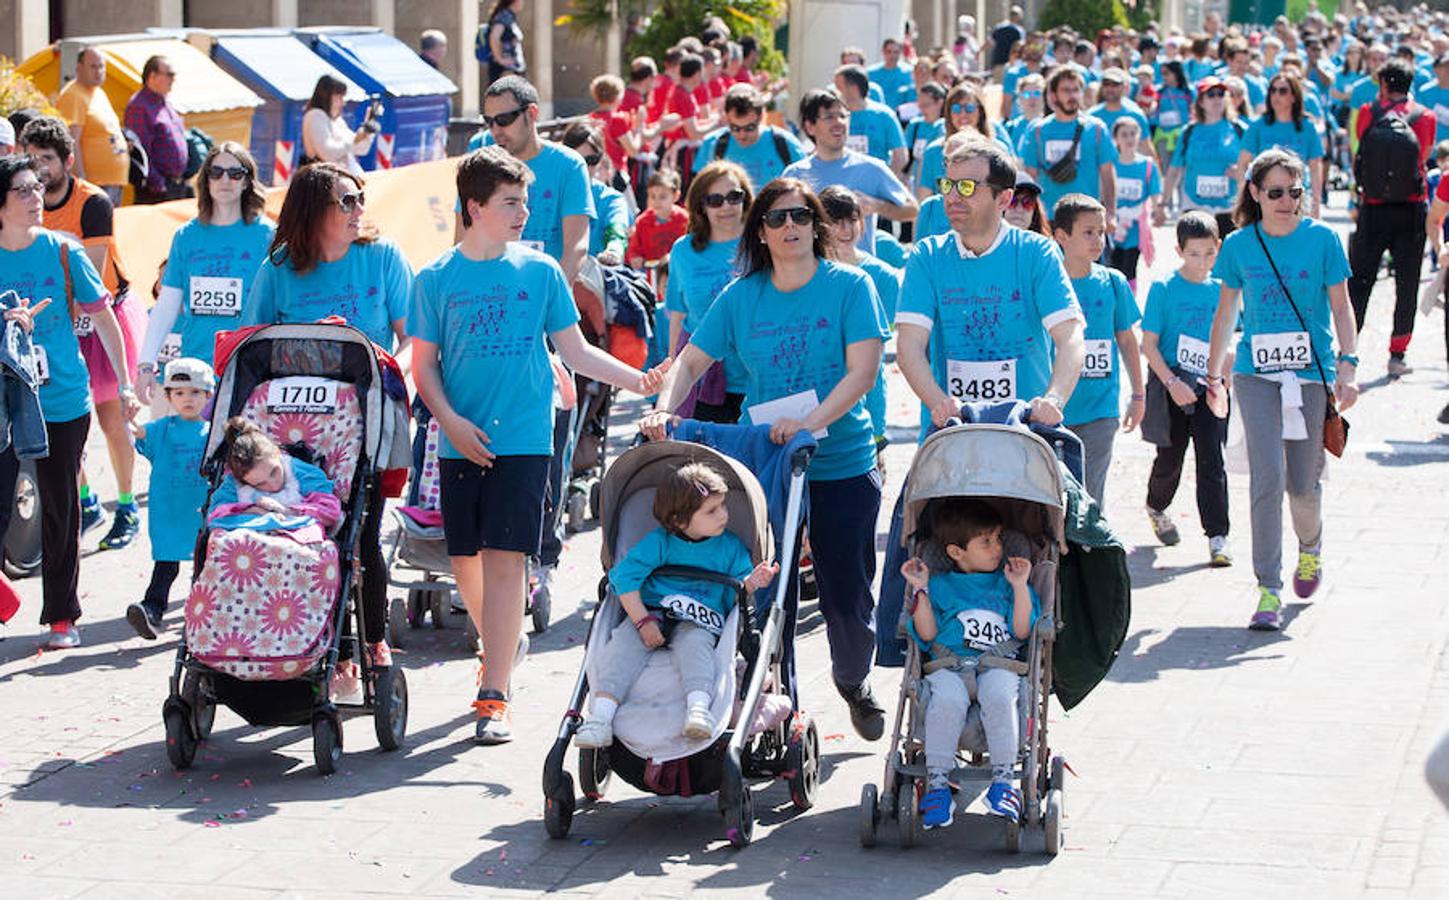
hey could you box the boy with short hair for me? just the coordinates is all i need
[627,170,689,269]
[1053,193,1145,510]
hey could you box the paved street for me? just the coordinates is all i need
[0,208,1446,898]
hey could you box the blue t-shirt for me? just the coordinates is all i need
[867,62,915,112]
[918,130,1015,198]
[1242,116,1325,192]
[246,238,412,349]
[692,125,806,189]
[904,117,945,190]
[1349,77,1380,116]
[609,525,754,623]
[914,194,951,241]
[1172,119,1245,213]
[1005,114,1037,150]
[1213,218,1350,384]
[1017,115,1118,215]
[873,230,907,269]
[907,570,1041,658]
[161,217,274,364]
[1185,58,1217,85]
[896,226,1081,429]
[1141,272,1224,376]
[136,415,209,561]
[1112,157,1163,249]
[0,231,109,423]
[664,234,746,390]
[847,101,907,165]
[1414,83,1449,143]
[1332,71,1364,111]
[691,260,888,481]
[783,151,914,251]
[1153,86,1194,130]
[1061,264,1140,427]
[407,244,580,457]
[589,180,630,258]
[1088,101,1151,139]
[1241,73,1268,110]
[856,254,901,323]
[519,142,596,260]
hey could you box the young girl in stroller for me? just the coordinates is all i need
[207,417,343,534]
[900,498,1040,829]
[576,461,778,748]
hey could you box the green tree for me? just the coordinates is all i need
[626,0,787,76]
[0,57,57,119]
[1037,0,1131,35]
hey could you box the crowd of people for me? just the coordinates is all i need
[0,2,1445,827]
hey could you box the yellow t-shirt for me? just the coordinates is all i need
[55,80,129,187]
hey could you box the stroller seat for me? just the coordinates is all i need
[239,378,365,498]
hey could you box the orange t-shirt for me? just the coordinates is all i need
[42,177,129,296]
[55,80,130,188]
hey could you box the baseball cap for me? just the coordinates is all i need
[0,118,14,148]
[1101,67,1129,85]
[163,357,216,392]
[1197,76,1228,94]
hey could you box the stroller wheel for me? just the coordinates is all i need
[588,480,601,521]
[785,718,820,811]
[312,711,343,775]
[405,587,427,628]
[182,671,215,742]
[543,770,576,838]
[428,588,449,629]
[531,583,551,635]
[163,701,197,770]
[723,778,754,848]
[858,783,879,848]
[896,781,920,848]
[387,596,408,649]
[372,666,408,752]
[1044,789,1064,856]
[578,746,610,801]
[1049,755,1066,792]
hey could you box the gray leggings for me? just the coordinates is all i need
[1234,374,1326,591]
[923,666,1020,773]
[1068,416,1119,510]
[592,617,718,701]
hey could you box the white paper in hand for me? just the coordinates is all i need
[747,389,828,439]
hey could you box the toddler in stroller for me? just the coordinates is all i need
[575,461,778,748]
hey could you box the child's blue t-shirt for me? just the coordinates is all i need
[245,238,412,349]
[1062,264,1140,427]
[136,415,210,561]
[1140,272,1225,377]
[873,230,907,268]
[407,243,580,458]
[1112,157,1163,249]
[907,570,1041,658]
[608,525,755,631]
[1213,218,1350,384]
[588,180,630,258]
[161,217,275,364]
[856,254,902,323]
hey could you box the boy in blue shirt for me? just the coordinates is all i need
[125,358,213,639]
[901,499,1039,828]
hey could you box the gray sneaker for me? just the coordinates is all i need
[1147,507,1181,546]
[1387,354,1412,378]
[42,624,81,650]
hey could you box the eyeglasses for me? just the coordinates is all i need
[1008,191,1038,208]
[937,177,982,198]
[1270,85,1293,95]
[728,121,760,135]
[208,165,247,181]
[7,182,44,197]
[1203,89,1227,98]
[761,206,814,228]
[483,107,527,128]
[333,191,366,213]
[1021,90,1043,98]
[950,102,980,115]
[1263,185,1304,200]
[704,189,746,208]
[581,153,602,167]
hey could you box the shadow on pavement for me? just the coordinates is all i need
[1106,603,1308,683]
[1365,433,1449,467]
[1124,545,1214,589]
[0,615,176,674]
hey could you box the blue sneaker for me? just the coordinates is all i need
[985,781,1022,822]
[98,505,140,551]
[80,498,103,537]
[920,786,954,829]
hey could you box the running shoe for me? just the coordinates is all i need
[682,703,716,740]
[1293,549,1322,598]
[1147,507,1180,546]
[125,602,163,640]
[98,506,140,550]
[920,786,955,829]
[1208,535,1233,567]
[985,780,1022,822]
[836,679,886,741]
[1387,353,1412,378]
[80,498,103,537]
[42,622,80,650]
[473,689,513,744]
[575,717,613,749]
[1248,587,1283,631]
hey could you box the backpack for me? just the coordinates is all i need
[183,127,214,180]
[712,127,793,169]
[1355,102,1425,203]
[474,24,492,64]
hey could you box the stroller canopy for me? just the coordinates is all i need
[902,424,1066,550]
[598,440,770,571]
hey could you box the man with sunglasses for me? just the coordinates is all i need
[782,88,917,252]
[124,55,189,204]
[693,84,804,190]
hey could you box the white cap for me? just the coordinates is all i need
[163,357,216,392]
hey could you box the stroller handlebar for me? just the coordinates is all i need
[649,565,749,604]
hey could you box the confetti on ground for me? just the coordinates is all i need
[237,778,252,788]
[823,733,846,741]
[204,821,221,828]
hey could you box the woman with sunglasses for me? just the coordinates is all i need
[1238,74,1324,219]
[1204,149,1359,632]
[137,143,274,401]
[642,178,891,740]
[916,82,1013,204]
[1165,77,1246,238]
[1152,61,1194,165]
[1003,170,1050,236]
[0,155,136,649]
[1003,73,1047,151]
[561,121,630,267]
[244,162,414,674]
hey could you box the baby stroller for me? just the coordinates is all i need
[860,420,1080,854]
[162,322,413,775]
[541,434,819,848]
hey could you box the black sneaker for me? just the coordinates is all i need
[125,602,162,640]
[99,506,140,550]
[80,500,103,537]
[1439,401,1449,425]
[836,679,886,741]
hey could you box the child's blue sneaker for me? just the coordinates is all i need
[985,780,1022,822]
[920,786,954,829]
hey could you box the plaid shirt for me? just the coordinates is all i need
[123,87,187,190]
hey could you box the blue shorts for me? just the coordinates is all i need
[439,455,550,556]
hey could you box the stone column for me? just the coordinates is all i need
[0,0,50,63]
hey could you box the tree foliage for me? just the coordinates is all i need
[0,57,58,119]
[1037,0,1131,35]
[627,0,787,76]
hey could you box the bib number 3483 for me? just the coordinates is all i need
[947,358,1016,401]
[1251,331,1311,372]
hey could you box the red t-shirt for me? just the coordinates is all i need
[708,75,727,100]
[664,84,698,143]
[589,108,633,170]
[627,206,689,265]
[648,75,674,123]
[693,83,711,107]
[1355,98,1437,204]
[619,87,645,114]
[734,67,754,85]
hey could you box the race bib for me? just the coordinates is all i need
[1196,175,1230,199]
[659,593,726,636]
[1176,335,1210,375]
[845,134,870,155]
[1044,139,1079,165]
[157,332,182,366]
[1159,109,1182,127]
[1118,178,1144,202]
[73,312,94,337]
[266,376,338,413]
[947,358,1017,402]
[897,102,921,122]
[1251,331,1312,372]
[189,275,243,316]
[747,389,828,439]
[33,346,49,386]
[956,608,1010,652]
[913,139,927,162]
[1081,338,1114,379]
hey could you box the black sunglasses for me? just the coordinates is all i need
[762,206,814,228]
[1263,186,1304,200]
[704,189,746,208]
[1270,85,1293,95]
[334,191,366,213]
[728,121,760,134]
[582,153,602,167]
[483,107,527,128]
[207,165,247,181]
[1203,89,1227,98]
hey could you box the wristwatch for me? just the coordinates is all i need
[1337,353,1360,367]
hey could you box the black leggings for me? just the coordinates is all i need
[358,486,387,644]
[36,414,90,625]
[142,561,182,616]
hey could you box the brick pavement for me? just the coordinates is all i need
[0,211,1446,898]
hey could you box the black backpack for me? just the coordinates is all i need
[713,127,793,168]
[1355,103,1424,203]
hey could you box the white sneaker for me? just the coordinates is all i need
[682,704,716,740]
[575,717,613,748]
[1208,535,1233,567]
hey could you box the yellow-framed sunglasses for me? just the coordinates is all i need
[937,177,982,198]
